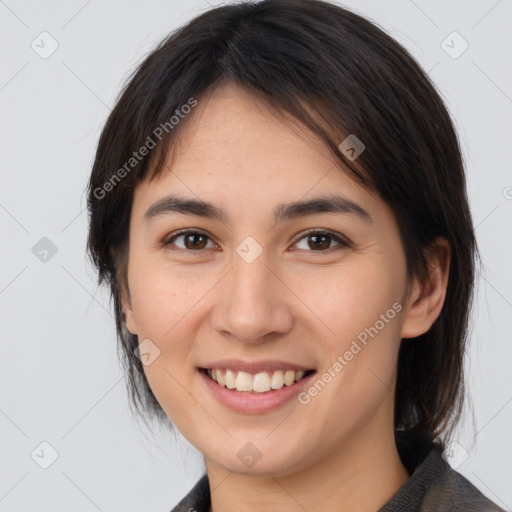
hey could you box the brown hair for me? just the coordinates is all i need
[87,0,477,448]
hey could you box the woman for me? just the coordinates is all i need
[86,0,504,510]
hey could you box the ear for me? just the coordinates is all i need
[120,283,139,335]
[400,237,450,339]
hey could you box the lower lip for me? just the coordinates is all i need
[198,369,316,414]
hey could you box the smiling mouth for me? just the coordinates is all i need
[200,368,316,393]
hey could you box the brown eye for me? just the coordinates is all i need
[307,233,332,250]
[294,230,348,252]
[183,233,208,250]
[164,230,215,251]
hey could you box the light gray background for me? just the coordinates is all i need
[1,0,511,510]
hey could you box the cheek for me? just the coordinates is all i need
[295,259,405,344]
[296,261,404,411]
[126,268,207,424]
[125,265,206,396]
[127,259,211,339]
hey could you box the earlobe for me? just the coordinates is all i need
[120,287,139,335]
[400,238,450,339]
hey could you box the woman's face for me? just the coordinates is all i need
[123,84,415,476]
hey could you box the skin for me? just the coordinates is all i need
[122,83,450,512]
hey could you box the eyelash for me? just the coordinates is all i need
[162,228,350,254]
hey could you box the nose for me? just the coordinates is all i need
[210,247,294,344]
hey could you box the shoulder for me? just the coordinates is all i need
[420,457,505,512]
[169,474,210,512]
[381,451,504,511]
[380,430,505,512]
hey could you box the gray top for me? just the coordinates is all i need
[170,431,505,511]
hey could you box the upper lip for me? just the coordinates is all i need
[199,359,315,374]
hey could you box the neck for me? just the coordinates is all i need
[205,420,410,512]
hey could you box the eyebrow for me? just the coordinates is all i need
[143,194,373,225]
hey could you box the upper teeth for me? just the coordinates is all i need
[207,369,307,393]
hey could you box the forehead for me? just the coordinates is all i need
[172,84,337,176]
[132,83,385,223]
